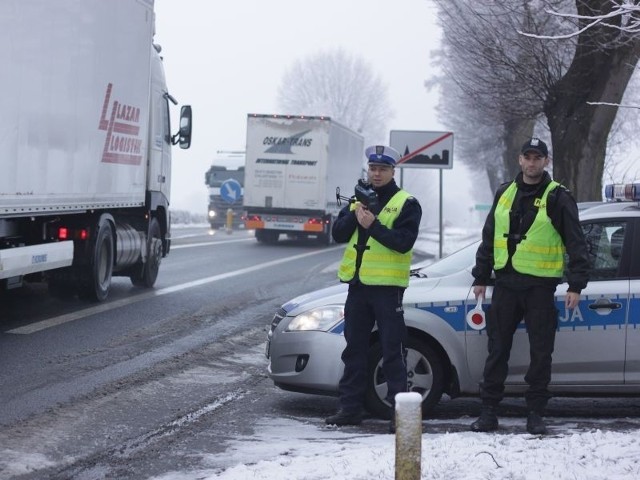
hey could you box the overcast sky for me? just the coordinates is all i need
[153,0,482,223]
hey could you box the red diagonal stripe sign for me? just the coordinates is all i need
[397,132,453,164]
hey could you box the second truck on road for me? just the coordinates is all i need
[243,114,364,244]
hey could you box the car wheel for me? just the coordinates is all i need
[364,337,444,419]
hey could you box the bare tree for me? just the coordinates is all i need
[276,48,394,146]
[541,1,640,200]
[432,0,640,200]
[520,1,640,187]
[427,70,510,194]
[603,69,640,184]
[523,2,640,37]
[431,0,576,186]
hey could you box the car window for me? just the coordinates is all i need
[579,221,627,281]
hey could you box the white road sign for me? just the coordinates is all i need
[390,130,454,169]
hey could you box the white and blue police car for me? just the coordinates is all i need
[266,183,640,418]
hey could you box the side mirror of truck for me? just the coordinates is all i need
[176,105,192,149]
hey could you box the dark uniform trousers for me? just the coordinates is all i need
[338,284,408,413]
[480,284,558,413]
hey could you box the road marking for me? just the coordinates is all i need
[170,237,253,249]
[6,246,342,335]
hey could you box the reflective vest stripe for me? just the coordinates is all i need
[493,181,565,277]
[338,190,413,287]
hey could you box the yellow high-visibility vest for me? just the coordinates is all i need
[338,190,414,287]
[493,181,565,277]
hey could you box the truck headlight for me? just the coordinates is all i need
[285,306,344,332]
[208,211,216,218]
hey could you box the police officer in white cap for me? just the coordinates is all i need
[326,145,422,433]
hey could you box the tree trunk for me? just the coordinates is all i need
[502,118,536,181]
[544,0,640,201]
[485,165,503,194]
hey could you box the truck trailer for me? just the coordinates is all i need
[243,114,364,244]
[0,0,192,301]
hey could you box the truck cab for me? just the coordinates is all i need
[205,151,245,229]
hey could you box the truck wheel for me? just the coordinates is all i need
[130,218,162,288]
[364,337,444,419]
[78,216,114,302]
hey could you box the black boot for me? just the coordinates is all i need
[470,405,498,432]
[325,409,363,426]
[526,411,547,435]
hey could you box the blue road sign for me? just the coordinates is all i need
[220,179,243,204]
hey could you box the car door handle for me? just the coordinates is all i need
[588,302,622,310]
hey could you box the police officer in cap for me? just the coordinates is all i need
[325,145,422,433]
[470,137,589,435]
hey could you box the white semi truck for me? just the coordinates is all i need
[243,114,364,244]
[0,0,192,301]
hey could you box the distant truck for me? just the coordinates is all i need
[0,0,192,301]
[243,114,364,244]
[204,151,245,229]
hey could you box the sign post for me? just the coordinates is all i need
[390,131,454,259]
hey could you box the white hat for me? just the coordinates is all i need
[365,145,400,166]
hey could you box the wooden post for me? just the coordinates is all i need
[395,392,422,480]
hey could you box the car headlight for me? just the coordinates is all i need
[285,306,344,332]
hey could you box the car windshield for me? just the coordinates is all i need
[412,240,480,278]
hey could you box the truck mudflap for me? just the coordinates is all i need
[0,241,74,280]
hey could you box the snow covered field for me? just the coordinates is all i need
[150,415,640,480]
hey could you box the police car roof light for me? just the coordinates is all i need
[604,182,640,202]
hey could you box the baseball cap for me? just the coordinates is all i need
[521,137,548,157]
[365,145,400,166]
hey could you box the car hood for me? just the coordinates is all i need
[281,284,348,316]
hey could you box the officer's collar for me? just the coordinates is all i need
[515,171,551,191]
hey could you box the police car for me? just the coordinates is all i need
[266,183,640,418]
